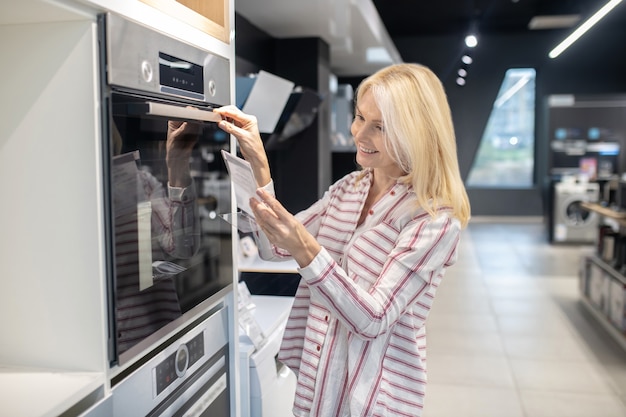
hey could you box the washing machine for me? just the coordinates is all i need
[553,181,600,243]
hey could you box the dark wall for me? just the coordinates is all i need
[389,21,626,216]
[235,12,626,217]
[234,14,332,213]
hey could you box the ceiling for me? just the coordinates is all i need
[235,0,626,76]
[373,0,615,37]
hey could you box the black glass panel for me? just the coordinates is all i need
[108,92,232,358]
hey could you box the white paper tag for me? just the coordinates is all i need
[221,150,260,217]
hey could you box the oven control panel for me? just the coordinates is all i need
[112,307,229,416]
[103,12,230,106]
[155,331,205,395]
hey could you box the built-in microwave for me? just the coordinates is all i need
[98,12,234,370]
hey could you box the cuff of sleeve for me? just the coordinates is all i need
[259,179,275,197]
[259,179,276,197]
[297,247,334,285]
[168,182,196,202]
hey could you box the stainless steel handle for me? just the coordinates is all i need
[146,102,222,123]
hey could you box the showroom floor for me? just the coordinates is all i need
[423,218,626,417]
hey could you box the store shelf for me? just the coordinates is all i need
[579,295,626,351]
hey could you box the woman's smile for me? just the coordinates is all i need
[358,145,378,154]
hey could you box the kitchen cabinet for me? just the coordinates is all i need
[139,0,230,43]
[579,202,626,351]
[0,0,236,415]
[0,16,108,417]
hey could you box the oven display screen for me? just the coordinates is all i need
[159,52,203,95]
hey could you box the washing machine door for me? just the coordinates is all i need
[563,198,594,226]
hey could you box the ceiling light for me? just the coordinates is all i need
[528,15,581,30]
[549,0,623,58]
[366,47,393,64]
[465,34,478,48]
[461,55,473,65]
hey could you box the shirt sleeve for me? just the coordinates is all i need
[297,212,461,339]
[253,180,332,262]
[143,170,200,259]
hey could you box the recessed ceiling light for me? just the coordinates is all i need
[461,55,473,65]
[528,15,581,30]
[465,34,478,48]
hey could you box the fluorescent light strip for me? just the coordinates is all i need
[549,0,622,58]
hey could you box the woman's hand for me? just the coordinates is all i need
[251,189,321,267]
[213,105,271,187]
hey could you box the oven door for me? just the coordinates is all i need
[104,90,233,366]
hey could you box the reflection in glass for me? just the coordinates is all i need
[108,95,233,359]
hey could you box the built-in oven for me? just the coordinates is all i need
[98,10,233,377]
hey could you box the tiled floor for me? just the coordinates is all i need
[423,217,626,417]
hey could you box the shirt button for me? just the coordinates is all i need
[368,209,374,215]
[316,345,321,351]
[324,315,329,321]
[390,190,396,196]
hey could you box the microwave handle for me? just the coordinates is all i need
[146,102,223,123]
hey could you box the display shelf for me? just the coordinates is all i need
[580,202,626,225]
[0,369,104,417]
[587,254,626,285]
[579,295,626,351]
[238,254,299,274]
[578,202,626,352]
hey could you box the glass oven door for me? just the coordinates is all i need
[105,91,233,365]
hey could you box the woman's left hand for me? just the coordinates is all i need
[250,189,321,267]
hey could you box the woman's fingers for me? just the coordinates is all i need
[213,106,256,128]
[256,189,290,219]
[212,105,240,120]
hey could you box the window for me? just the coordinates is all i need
[467,68,536,187]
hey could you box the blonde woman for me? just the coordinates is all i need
[216,63,470,417]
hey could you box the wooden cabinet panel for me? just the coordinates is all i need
[139,0,230,43]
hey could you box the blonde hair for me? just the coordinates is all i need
[356,63,471,227]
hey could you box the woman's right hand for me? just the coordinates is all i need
[213,105,271,188]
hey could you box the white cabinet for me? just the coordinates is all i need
[0,17,108,416]
[0,0,236,415]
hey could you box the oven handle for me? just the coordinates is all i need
[146,102,223,123]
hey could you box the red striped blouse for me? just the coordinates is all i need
[256,169,461,417]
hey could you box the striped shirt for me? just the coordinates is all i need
[256,169,461,417]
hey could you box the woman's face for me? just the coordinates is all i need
[351,90,403,177]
